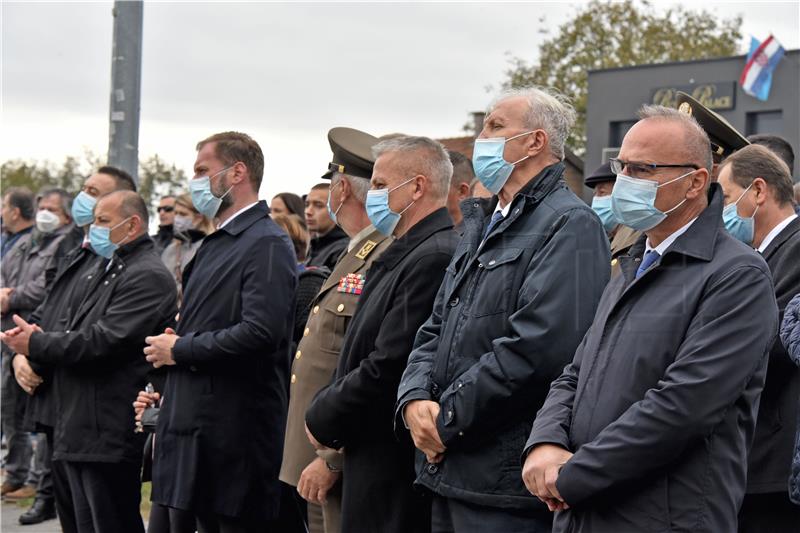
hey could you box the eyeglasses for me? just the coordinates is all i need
[609,158,699,178]
[157,206,174,213]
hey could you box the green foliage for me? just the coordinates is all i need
[138,154,186,211]
[1,152,186,218]
[501,0,742,154]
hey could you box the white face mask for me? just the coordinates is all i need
[173,214,194,233]
[35,210,62,234]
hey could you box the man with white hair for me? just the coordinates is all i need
[523,105,779,532]
[396,87,610,532]
[305,135,459,533]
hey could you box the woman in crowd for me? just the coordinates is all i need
[160,193,215,301]
[270,192,305,223]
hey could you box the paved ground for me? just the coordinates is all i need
[1,500,61,532]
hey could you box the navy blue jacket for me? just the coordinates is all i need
[152,201,297,523]
[396,163,610,509]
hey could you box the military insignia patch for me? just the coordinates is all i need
[355,240,377,260]
[337,273,365,295]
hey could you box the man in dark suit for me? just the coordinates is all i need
[144,131,297,533]
[2,190,177,533]
[524,106,778,532]
[716,144,800,532]
[305,136,459,533]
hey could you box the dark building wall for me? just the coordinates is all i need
[586,50,800,179]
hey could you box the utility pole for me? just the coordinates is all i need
[107,0,143,185]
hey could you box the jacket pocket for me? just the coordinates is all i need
[321,297,355,354]
[471,248,524,317]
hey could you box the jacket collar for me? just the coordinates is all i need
[373,207,453,271]
[460,162,566,247]
[620,183,725,282]
[311,225,348,247]
[217,201,269,236]
[761,215,800,259]
[112,234,154,264]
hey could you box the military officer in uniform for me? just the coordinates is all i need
[608,91,750,276]
[280,127,392,533]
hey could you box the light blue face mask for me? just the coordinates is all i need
[722,183,757,244]
[591,195,618,232]
[610,170,694,231]
[88,217,132,259]
[365,177,416,236]
[190,166,233,219]
[327,180,343,226]
[472,131,534,194]
[71,191,97,227]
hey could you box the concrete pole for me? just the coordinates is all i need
[107,0,143,184]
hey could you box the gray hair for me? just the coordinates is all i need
[331,172,371,203]
[637,104,713,172]
[488,86,576,160]
[38,187,73,221]
[372,136,453,200]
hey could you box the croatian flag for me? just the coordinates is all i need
[740,35,785,101]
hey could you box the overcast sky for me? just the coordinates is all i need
[2,1,799,201]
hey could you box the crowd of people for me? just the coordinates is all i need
[1,85,799,533]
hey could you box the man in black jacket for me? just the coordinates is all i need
[2,190,177,533]
[716,144,800,531]
[396,88,610,533]
[305,183,348,270]
[305,136,458,533]
[9,167,137,529]
[523,105,778,532]
[144,131,297,533]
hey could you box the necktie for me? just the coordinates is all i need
[636,250,661,279]
[483,211,504,241]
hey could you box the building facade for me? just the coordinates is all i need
[585,49,800,180]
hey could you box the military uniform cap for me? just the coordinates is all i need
[675,91,749,160]
[321,127,379,180]
[585,162,616,188]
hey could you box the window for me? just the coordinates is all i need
[609,120,637,148]
[746,111,783,136]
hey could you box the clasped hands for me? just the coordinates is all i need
[522,443,573,512]
[1,314,43,395]
[403,400,446,464]
[143,328,179,368]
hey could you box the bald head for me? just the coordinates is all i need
[636,105,713,173]
[94,190,149,242]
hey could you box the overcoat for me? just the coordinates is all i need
[280,228,391,485]
[746,216,800,494]
[152,202,297,523]
[527,185,779,532]
[306,208,457,533]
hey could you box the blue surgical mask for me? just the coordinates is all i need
[88,217,132,259]
[190,166,233,219]
[472,131,534,194]
[71,191,97,227]
[722,183,758,244]
[610,170,694,231]
[365,177,416,236]
[591,195,617,232]
[327,180,343,226]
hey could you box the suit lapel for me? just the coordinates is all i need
[761,217,800,261]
